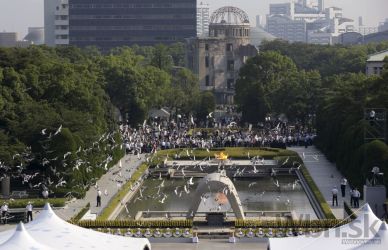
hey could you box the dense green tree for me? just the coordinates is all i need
[195,91,216,121]
[150,44,174,71]
[166,68,200,116]
[235,51,315,123]
[260,40,388,77]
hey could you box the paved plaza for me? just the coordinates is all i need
[55,153,145,220]
[152,239,268,250]
[291,146,350,219]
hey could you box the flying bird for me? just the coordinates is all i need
[54,125,62,136]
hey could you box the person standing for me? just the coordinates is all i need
[26,202,33,222]
[96,189,102,207]
[1,202,9,224]
[354,188,361,208]
[350,188,355,207]
[340,178,348,197]
[332,186,338,206]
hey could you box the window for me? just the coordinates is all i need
[226,43,233,52]
[205,75,210,86]
[227,60,234,71]
[227,79,234,90]
[205,56,209,68]
[205,44,209,51]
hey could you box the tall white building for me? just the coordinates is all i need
[256,15,264,28]
[54,0,69,45]
[44,0,61,46]
[197,2,210,37]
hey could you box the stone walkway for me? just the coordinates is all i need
[55,153,145,220]
[290,146,352,219]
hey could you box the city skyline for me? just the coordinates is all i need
[0,0,387,37]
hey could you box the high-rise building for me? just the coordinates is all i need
[54,0,69,45]
[267,15,307,42]
[197,2,210,37]
[266,0,354,45]
[67,0,197,50]
[358,16,363,27]
[378,18,388,32]
[44,0,62,46]
[256,15,264,28]
[318,0,324,13]
[0,32,18,47]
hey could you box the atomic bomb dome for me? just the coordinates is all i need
[186,6,257,104]
[209,6,251,39]
[210,6,250,25]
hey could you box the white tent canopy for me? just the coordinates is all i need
[269,204,383,250]
[355,222,388,250]
[0,203,150,250]
[0,222,53,250]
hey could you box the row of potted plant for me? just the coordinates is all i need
[235,219,350,228]
[94,227,193,238]
[235,227,329,238]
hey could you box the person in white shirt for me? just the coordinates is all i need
[354,188,361,208]
[96,189,102,207]
[1,202,9,224]
[26,202,33,222]
[332,186,338,206]
[340,178,348,197]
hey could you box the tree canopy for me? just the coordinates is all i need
[0,44,214,196]
[237,40,388,190]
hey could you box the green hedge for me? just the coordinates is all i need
[235,219,349,228]
[98,163,149,220]
[344,202,357,219]
[300,164,336,219]
[77,219,193,228]
[69,202,90,223]
[0,198,66,208]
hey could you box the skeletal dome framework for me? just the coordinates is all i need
[210,6,250,25]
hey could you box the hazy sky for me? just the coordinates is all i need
[0,0,387,37]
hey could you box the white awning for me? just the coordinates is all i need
[0,222,53,250]
[355,222,388,250]
[269,204,382,250]
[0,203,150,250]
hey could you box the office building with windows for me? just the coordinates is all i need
[67,0,196,50]
[197,2,210,37]
[266,0,355,44]
[45,0,62,46]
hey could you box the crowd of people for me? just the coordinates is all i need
[120,116,316,155]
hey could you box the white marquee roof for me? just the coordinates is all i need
[0,203,150,250]
[355,222,388,250]
[0,222,53,250]
[269,204,383,250]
